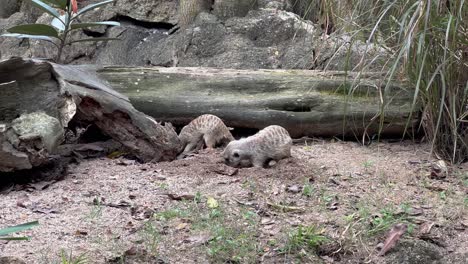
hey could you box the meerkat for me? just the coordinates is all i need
[178,114,234,158]
[222,125,292,168]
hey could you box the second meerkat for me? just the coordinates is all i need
[178,114,234,157]
[222,125,292,168]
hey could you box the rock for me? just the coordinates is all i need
[258,0,292,11]
[11,112,64,152]
[75,0,179,24]
[118,8,387,70]
[0,112,64,172]
[95,26,168,66]
[286,185,301,193]
[213,0,257,20]
[19,0,44,22]
[0,0,21,19]
[112,0,178,23]
[0,1,390,71]
[0,12,32,59]
[140,9,319,69]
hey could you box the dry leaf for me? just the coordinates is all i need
[106,200,131,208]
[207,197,219,208]
[211,165,239,176]
[430,160,448,179]
[378,223,408,256]
[176,222,189,230]
[166,193,195,201]
[419,221,435,235]
[261,218,275,225]
[74,230,88,236]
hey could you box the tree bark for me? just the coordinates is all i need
[96,67,418,138]
[0,58,182,172]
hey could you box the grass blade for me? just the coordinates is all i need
[0,221,39,237]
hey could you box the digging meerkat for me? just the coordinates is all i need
[178,114,234,158]
[222,125,292,168]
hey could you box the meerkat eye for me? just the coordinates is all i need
[233,152,240,158]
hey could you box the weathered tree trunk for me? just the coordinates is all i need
[0,58,182,172]
[96,67,418,138]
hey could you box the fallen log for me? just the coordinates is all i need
[96,67,418,138]
[0,58,182,172]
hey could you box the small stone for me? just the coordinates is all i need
[286,185,301,193]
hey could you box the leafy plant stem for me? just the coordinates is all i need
[56,2,72,63]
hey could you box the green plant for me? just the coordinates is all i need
[86,196,103,221]
[242,179,257,193]
[0,221,39,240]
[302,178,314,197]
[439,191,447,201]
[292,1,468,163]
[194,191,202,203]
[393,0,467,164]
[319,188,334,204]
[1,0,120,63]
[139,221,161,256]
[282,225,328,254]
[60,249,87,264]
[367,206,414,236]
[321,0,468,163]
[207,224,259,263]
[158,183,168,190]
[155,208,190,221]
[362,160,374,170]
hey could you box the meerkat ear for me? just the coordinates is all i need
[228,127,234,131]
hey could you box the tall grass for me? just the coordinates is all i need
[300,0,467,163]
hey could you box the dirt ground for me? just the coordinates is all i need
[0,140,467,264]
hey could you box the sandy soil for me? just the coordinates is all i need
[0,140,467,264]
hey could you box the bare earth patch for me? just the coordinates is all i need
[1,140,467,263]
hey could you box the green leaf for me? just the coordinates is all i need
[0,221,39,237]
[7,24,59,38]
[75,0,114,18]
[42,0,67,9]
[51,15,67,31]
[0,33,58,48]
[69,37,120,43]
[1,33,58,44]
[28,0,62,20]
[70,21,120,31]
[0,237,31,241]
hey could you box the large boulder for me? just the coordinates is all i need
[96,8,388,70]
[0,0,390,70]
[0,0,21,19]
[79,0,179,24]
[0,12,32,59]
